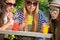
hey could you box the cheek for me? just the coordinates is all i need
[54,11,59,17]
[32,7,36,10]
[56,13,59,17]
[6,7,12,12]
[50,13,55,18]
[6,6,10,9]
[51,14,59,19]
[31,7,36,12]
[6,7,10,11]
[26,6,30,10]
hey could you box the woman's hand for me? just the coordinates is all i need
[41,23,49,33]
[8,12,13,19]
[19,17,28,31]
[0,21,13,30]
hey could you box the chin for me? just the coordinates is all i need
[52,18,57,19]
[9,11,12,12]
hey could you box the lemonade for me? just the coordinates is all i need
[28,15,33,25]
[43,25,49,34]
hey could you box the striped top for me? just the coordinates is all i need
[13,8,47,32]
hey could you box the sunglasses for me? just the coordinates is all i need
[26,1,38,6]
[6,3,16,7]
[49,9,58,14]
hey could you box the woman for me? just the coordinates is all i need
[0,0,16,40]
[0,0,16,30]
[49,0,60,40]
[14,0,48,40]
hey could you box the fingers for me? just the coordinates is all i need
[23,17,28,24]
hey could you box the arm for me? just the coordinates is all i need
[0,21,13,30]
[41,23,49,33]
[13,8,25,31]
[0,12,14,30]
[39,10,48,32]
[19,19,26,31]
[39,10,47,23]
[0,24,9,30]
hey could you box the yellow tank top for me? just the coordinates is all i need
[28,15,33,25]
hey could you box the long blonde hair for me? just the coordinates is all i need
[23,0,39,32]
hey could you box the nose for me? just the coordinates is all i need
[51,12,54,15]
[11,5,14,9]
[31,4,33,7]
[30,4,34,9]
[50,12,55,17]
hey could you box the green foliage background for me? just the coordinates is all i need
[13,0,24,13]
[12,0,52,28]
[13,0,52,17]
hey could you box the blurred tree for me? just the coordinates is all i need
[39,0,52,21]
[13,0,24,13]
[39,0,52,17]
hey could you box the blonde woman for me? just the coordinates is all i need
[14,0,47,40]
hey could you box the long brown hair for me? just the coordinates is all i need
[57,8,60,23]
[23,0,39,32]
[0,0,4,27]
[0,9,4,27]
[0,0,10,27]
